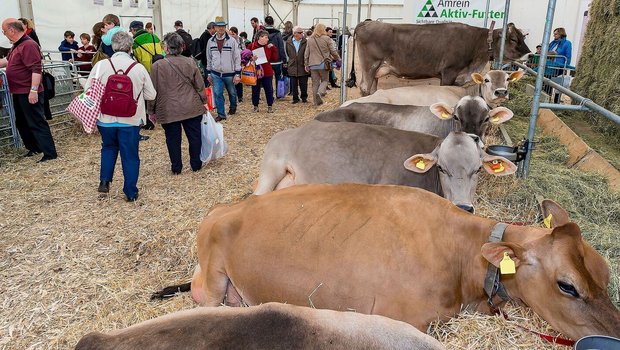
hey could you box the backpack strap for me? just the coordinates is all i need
[107,58,117,73]
[123,61,139,75]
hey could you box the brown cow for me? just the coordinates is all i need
[182,184,620,341]
[75,302,445,350]
[351,21,530,95]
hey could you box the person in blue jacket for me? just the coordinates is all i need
[546,27,572,76]
[58,30,79,61]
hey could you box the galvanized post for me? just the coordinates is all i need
[496,0,511,69]
[340,0,349,104]
[357,0,362,24]
[483,0,491,28]
[522,0,557,178]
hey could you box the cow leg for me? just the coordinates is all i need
[255,162,293,195]
[191,262,230,307]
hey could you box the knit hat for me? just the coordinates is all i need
[129,20,144,30]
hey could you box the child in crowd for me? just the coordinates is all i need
[145,22,155,34]
[58,30,79,61]
[247,30,278,113]
[101,14,123,57]
[75,33,96,74]
[239,32,251,48]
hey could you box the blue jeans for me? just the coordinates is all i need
[210,73,238,118]
[98,125,140,199]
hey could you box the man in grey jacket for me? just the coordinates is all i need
[206,16,241,121]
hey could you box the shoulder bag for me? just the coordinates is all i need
[313,37,332,71]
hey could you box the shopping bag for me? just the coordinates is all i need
[276,77,288,99]
[204,86,215,111]
[66,66,105,133]
[240,63,257,86]
[200,112,228,163]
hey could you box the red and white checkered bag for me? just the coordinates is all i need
[67,66,105,134]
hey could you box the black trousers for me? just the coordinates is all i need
[289,75,309,102]
[12,93,57,158]
[161,115,203,173]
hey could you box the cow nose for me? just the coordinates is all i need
[457,204,475,214]
[494,89,508,97]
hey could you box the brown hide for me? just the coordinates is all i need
[75,303,445,350]
[193,184,620,341]
[353,21,530,95]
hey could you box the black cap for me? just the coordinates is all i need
[174,20,183,27]
[129,20,144,29]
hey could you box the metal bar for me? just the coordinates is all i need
[312,17,340,28]
[340,0,349,104]
[513,61,620,125]
[357,0,362,24]
[496,0,511,69]
[483,0,491,28]
[522,0,556,178]
[539,103,591,112]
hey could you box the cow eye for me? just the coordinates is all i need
[453,115,460,121]
[484,78,490,83]
[557,281,580,298]
[483,116,490,123]
[436,165,445,173]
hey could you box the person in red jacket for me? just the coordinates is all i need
[75,33,96,75]
[247,30,277,113]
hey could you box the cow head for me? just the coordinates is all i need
[403,132,516,213]
[471,70,525,107]
[481,200,620,340]
[430,96,514,138]
[496,23,531,60]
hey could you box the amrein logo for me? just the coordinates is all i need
[416,0,504,23]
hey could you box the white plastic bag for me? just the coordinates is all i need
[200,112,228,163]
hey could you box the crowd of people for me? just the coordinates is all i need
[0,14,345,202]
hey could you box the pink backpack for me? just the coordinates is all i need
[100,59,140,117]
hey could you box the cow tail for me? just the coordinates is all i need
[345,29,357,88]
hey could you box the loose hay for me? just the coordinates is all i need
[0,79,618,349]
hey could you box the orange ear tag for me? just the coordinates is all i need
[500,252,516,275]
[489,160,504,172]
[415,159,426,170]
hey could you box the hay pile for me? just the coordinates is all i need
[0,80,617,349]
[572,0,620,139]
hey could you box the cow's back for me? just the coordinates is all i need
[198,184,485,328]
[341,85,465,107]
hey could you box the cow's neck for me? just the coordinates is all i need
[455,217,547,314]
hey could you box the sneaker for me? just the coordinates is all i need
[314,94,323,106]
[292,100,299,104]
[23,150,40,157]
[98,181,110,193]
[302,99,308,103]
[253,106,259,112]
[215,115,226,122]
[228,108,236,115]
[267,106,273,113]
[139,135,150,141]
[238,98,243,103]
[126,193,139,202]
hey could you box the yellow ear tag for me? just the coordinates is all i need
[500,252,516,275]
[492,116,500,123]
[543,213,553,229]
[489,159,505,173]
[441,112,450,119]
[415,159,426,170]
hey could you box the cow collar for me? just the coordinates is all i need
[483,222,511,310]
[487,21,496,61]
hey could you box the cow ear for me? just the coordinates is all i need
[481,155,517,176]
[430,103,454,120]
[540,199,571,228]
[471,73,484,84]
[481,242,523,268]
[508,70,525,82]
[404,154,436,173]
[488,107,514,124]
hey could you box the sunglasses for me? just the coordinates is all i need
[294,31,303,34]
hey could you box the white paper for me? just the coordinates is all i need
[130,0,138,8]
[113,0,122,7]
[93,0,104,5]
[252,47,267,65]
[147,0,153,8]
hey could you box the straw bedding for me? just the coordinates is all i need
[0,81,617,349]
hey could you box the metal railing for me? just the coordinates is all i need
[0,69,21,148]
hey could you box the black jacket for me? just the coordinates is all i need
[265,26,286,64]
[198,30,213,65]
[176,28,193,57]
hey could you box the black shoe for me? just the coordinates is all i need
[238,98,243,103]
[139,135,150,141]
[331,84,340,88]
[126,193,139,202]
[292,100,299,104]
[23,150,40,157]
[302,99,308,103]
[228,108,236,115]
[172,170,181,175]
[98,181,110,193]
[37,155,57,163]
[215,115,226,122]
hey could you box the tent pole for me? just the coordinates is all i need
[222,0,229,25]
[340,0,349,104]
[18,0,33,20]
[153,0,163,38]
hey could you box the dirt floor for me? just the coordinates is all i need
[0,80,612,349]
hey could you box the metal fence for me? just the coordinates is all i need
[0,70,21,148]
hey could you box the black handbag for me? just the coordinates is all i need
[42,71,55,100]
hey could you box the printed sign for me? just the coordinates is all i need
[93,0,104,5]
[411,0,505,27]
[147,0,153,9]
[113,0,122,7]
[130,0,138,7]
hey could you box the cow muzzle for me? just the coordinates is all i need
[456,204,475,214]
[494,89,508,98]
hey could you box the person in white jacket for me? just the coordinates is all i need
[84,30,156,202]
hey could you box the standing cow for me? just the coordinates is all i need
[316,96,514,140]
[350,21,530,95]
[180,184,620,342]
[254,121,516,212]
[342,70,525,108]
